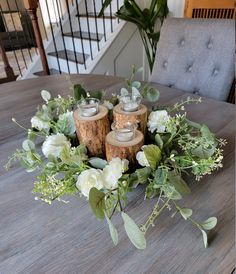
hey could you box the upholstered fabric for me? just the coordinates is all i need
[151,18,235,101]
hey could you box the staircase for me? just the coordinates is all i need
[21,0,124,79]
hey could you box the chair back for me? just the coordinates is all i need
[151,18,235,101]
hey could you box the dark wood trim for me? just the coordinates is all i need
[23,0,50,76]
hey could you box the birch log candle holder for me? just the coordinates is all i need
[73,102,110,157]
[105,122,144,166]
[113,103,148,136]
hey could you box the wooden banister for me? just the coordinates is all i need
[0,38,15,82]
[23,0,50,75]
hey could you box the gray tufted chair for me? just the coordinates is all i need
[151,18,235,101]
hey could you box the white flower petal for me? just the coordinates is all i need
[42,133,71,158]
[76,169,104,198]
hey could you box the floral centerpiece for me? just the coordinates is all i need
[6,69,226,250]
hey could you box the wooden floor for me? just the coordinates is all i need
[0,48,36,79]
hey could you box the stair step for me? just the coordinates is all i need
[48,50,89,64]
[76,12,116,19]
[34,69,62,76]
[63,31,103,41]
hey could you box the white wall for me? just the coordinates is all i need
[168,0,185,17]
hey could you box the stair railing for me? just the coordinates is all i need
[24,0,122,75]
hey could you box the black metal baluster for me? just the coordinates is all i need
[23,6,38,55]
[117,0,120,23]
[75,1,87,70]
[84,0,93,60]
[65,0,79,73]
[45,0,61,73]
[92,0,100,51]
[109,2,113,33]
[101,0,107,42]
[6,0,27,69]
[14,0,33,63]
[0,5,21,76]
[55,0,70,74]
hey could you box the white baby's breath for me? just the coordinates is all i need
[42,133,71,158]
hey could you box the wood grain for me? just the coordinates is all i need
[105,130,144,166]
[0,74,235,274]
[74,106,110,157]
[113,103,148,136]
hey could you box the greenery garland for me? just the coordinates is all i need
[6,69,226,250]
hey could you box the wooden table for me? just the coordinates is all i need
[0,75,235,274]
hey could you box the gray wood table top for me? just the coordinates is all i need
[0,75,235,274]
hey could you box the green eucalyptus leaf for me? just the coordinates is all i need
[153,167,168,188]
[121,88,129,97]
[179,208,193,220]
[22,140,35,151]
[200,124,215,140]
[135,167,151,184]
[201,229,208,248]
[41,90,51,102]
[155,134,163,149]
[132,87,141,98]
[105,214,119,246]
[143,145,161,170]
[89,158,107,169]
[145,87,160,102]
[191,145,215,159]
[89,187,105,219]
[132,81,141,89]
[168,171,191,196]
[200,217,217,230]
[164,185,182,200]
[121,212,146,250]
[74,84,87,101]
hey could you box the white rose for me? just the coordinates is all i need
[103,100,113,110]
[42,133,71,158]
[136,151,150,167]
[102,158,129,189]
[31,116,50,131]
[58,111,75,135]
[76,168,104,198]
[147,110,169,133]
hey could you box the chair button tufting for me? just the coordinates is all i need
[187,65,193,73]
[163,61,168,68]
[193,89,200,95]
[180,39,185,47]
[207,42,213,49]
[212,68,219,76]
